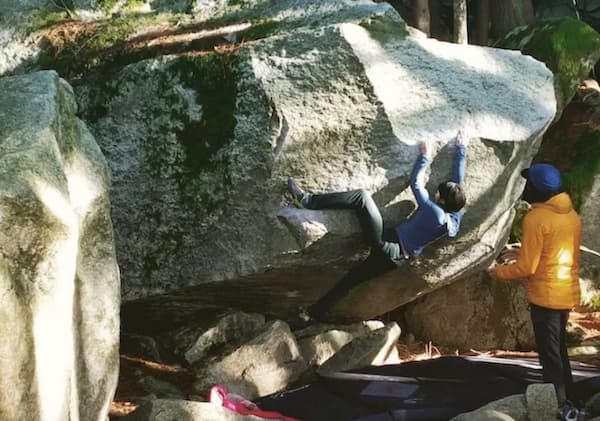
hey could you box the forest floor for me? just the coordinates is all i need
[109,306,600,419]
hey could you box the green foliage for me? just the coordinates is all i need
[495,18,600,104]
[510,130,600,241]
[94,0,145,11]
[562,131,600,211]
[36,12,280,82]
[94,0,120,11]
[242,18,279,40]
[509,130,600,242]
[37,12,165,79]
[50,0,75,14]
[509,201,531,242]
[28,0,78,33]
[588,294,600,312]
[133,52,237,216]
[30,10,71,31]
[91,14,141,49]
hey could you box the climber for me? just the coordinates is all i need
[287,130,468,323]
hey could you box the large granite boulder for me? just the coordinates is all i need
[404,272,535,350]
[0,4,45,77]
[73,0,559,326]
[0,71,119,420]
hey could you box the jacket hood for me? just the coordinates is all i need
[533,192,574,214]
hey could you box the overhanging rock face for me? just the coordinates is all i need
[0,71,119,421]
[248,8,556,320]
[81,1,555,324]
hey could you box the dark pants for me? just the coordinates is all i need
[304,189,405,319]
[530,303,573,406]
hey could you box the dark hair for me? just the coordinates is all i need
[437,181,466,212]
[521,179,558,204]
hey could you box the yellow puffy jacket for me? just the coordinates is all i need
[496,192,581,310]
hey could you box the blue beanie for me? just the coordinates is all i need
[521,163,562,194]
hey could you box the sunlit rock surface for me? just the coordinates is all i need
[0,12,41,77]
[94,1,556,328]
[192,320,307,399]
[0,70,119,421]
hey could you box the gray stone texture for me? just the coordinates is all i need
[193,320,307,399]
[75,1,556,326]
[317,322,401,374]
[525,383,558,421]
[0,11,43,76]
[296,320,384,366]
[184,312,266,365]
[450,394,528,421]
[404,272,535,350]
[586,392,600,418]
[0,70,119,420]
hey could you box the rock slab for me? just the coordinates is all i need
[0,70,120,421]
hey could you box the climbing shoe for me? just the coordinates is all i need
[298,306,314,325]
[287,178,306,208]
[559,404,584,421]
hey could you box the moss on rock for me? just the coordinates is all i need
[131,52,236,188]
[37,11,170,79]
[174,53,237,176]
[495,18,600,109]
[562,130,600,211]
[29,9,73,32]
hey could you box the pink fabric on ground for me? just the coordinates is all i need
[209,385,302,421]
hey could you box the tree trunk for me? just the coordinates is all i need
[453,0,468,44]
[429,0,443,39]
[490,0,534,39]
[413,0,431,36]
[475,0,490,45]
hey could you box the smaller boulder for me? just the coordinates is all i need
[525,383,558,421]
[451,409,518,420]
[183,312,266,365]
[193,320,307,399]
[296,320,385,366]
[450,394,528,421]
[317,322,401,374]
[585,392,600,418]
